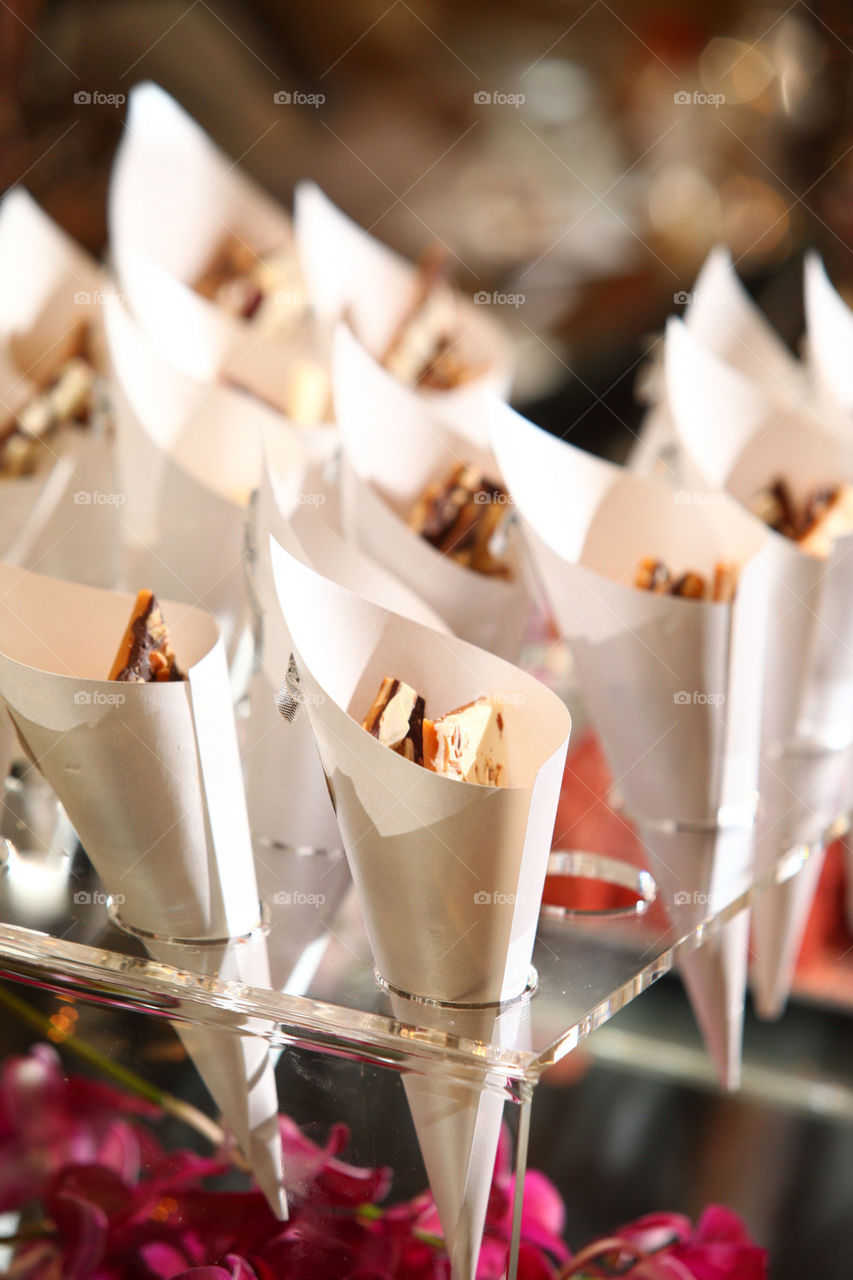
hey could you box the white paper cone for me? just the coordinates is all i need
[637,823,754,1090]
[150,931,286,1218]
[104,290,306,658]
[269,538,571,1005]
[804,252,853,438]
[0,563,286,1211]
[0,188,118,584]
[295,181,513,430]
[268,541,563,1271]
[334,325,531,658]
[490,402,773,1084]
[109,84,331,421]
[666,318,853,1014]
[391,995,528,1280]
[246,459,449,851]
[683,246,804,403]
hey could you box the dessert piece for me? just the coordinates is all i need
[109,589,185,684]
[361,676,425,764]
[361,679,508,786]
[797,485,853,558]
[634,556,738,602]
[0,351,98,478]
[749,476,853,558]
[194,234,307,335]
[423,697,507,787]
[381,245,484,390]
[408,463,513,578]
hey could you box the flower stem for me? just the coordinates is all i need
[0,983,225,1148]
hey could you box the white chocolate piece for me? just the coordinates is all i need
[426,697,508,787]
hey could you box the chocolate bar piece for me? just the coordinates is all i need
[381,244,483,390]
[194,235,307,334]
[361,680,509,786]
[635,557,671,594]
[0,356,97,477]
[408,463,512,577]
[361,676,425,763]
[797,484,853,558]
[424,697,507,787]
[109,590,185,684]
[750,476,853,558]
[749,479,797,538]
[634,557,738,602]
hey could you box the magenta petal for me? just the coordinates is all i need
[52,1191,108,1280]
[615,1210,694,1253]
[691,1205,757,1245]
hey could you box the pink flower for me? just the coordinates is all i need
[568,1206,768,1279]
[0,1045,161,1212]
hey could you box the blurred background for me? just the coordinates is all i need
[3,1,853,1275]
[3,0,853,446]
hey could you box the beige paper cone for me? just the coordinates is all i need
[151,932,286,1218]
[334,324,531,658]
[104,290,306,659]
[270,537,571,1004]
[0,564,286,1212]
[666,318,853,1016]
[109,84,330,421]
[247,460,448,851]
[0,188,118,584]
[295,182,513,417]
[268,541,569,1271]
[491,402,772,1086]
[392,993,529,1280]
[683,246,804,402]
[804,252,853,438]
[636,822,755,1091]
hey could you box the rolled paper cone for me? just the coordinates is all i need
[269,537,572,1006]
[490,402,773,1086]
[109,84,332,422]
[295,180,513,421]
[104,290,306,659]
[0,565,260,939]
[749,742,851,1018]
[0,189,119,586]
[0,564,286,1213]
[682,246,805,404]
[390,993,530,1280]
[247,460,449,852]
[636,823,754,1091]
[333,325,531,658]
[804,252,853,438]
[149,931,287,1219]
[666,318,853,1014]
[629,246,804,477]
